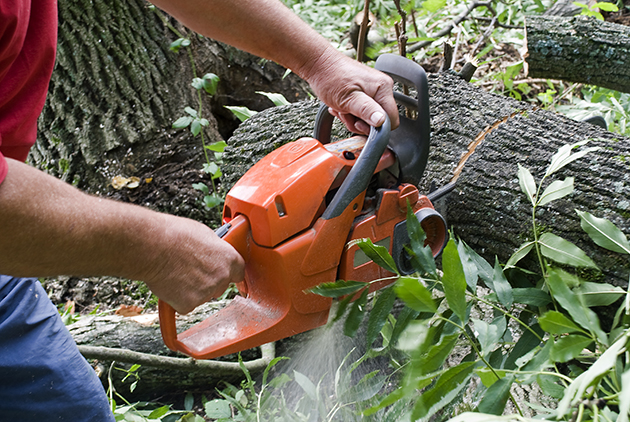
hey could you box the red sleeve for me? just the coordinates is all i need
[0,0,57,186]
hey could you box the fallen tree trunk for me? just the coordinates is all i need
[525,15,630,93]
[223,72,630,289]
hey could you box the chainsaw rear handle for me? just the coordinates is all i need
[158,214,251,353]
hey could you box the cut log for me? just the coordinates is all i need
[223,72,630,290]
[525,15,630,93]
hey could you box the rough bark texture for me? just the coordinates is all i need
[223,72,630,289]
[525,15,630,93]
[32,0,310,226]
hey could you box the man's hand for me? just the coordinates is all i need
[302,50,400,135]
[136,214,245,314]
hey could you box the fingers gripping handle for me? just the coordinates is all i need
[159,215,251,354]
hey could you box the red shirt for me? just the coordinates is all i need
[0,0,57,184]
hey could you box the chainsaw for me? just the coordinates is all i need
[159,54,449,360]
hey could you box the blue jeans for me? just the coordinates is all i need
[0,275,114,421]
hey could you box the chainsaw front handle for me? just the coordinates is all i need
[321,116,391,220]
[158,214,251,355]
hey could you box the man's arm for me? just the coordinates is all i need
[0,158,244,314]
[150,0,400,133]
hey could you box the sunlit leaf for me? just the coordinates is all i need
[202,73,220,95]
[224,105,258,122]
[545,141,599,177]
[619,369,630,422]
[205,141,228,152]
[293,370,318,401]
[577,210,630,254]
[539,232,598,269]
[257,91,291,106]
[517,164,537,206]
[538,177,574,206]
[557,332,629,417]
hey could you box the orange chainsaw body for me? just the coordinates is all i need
[159,54,448,360]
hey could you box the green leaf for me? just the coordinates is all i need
[539,232,599,269]
[406,205,437,276]
[504,323,544,370]
[396,319,430,352]
[557,332,629,418]
[422,0,447,12]
[406,333,460,381]
[464,242,494,288]
[191,77,204,90]
[203,194,223,209]
[547,268,607,344]
[172,116,193,129]
[575,281,625,307]
[577,210,630,254]
[476,367,507,387]
[257,91,291,106]
[441,239,468,323]
[205,141,227,152]
[517,164,537,206]
[366,287,397,347]
[192,182,209,195]
[389,306,420,350]
[202,73,220,95]
[457,239,478,292]
[411,362,475,420]
[537,374,565,399]
[394,276,437,313]
[293,370,318,401]
[545,141,600,177]
[190,119,202,136]
[477,375,515,415]
[491,257,513,308]
[539,311,584,335]
[308,279,367,298]
[204,400,231,419]
[147,405,170,419]
[184,106,198,117]
[184,392,194,411]
[344,288,368,337]
[619,368,630,422]
[474,317,507,357]
[505,241,535,269]
[594,1,619,11]
[512,287,552,306]
[538,177,574,206]
[550,335,593,363]
[350,238,399,275]
[224,105,257,122]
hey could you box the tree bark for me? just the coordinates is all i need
[525,15,630,93]
[223,72,630,289]
[33,0,310,226]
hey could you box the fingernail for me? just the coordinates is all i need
[370,111,385,126]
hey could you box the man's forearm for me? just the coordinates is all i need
[0,158,244,314]
[149,0,335,82]
[0,158,163,279]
